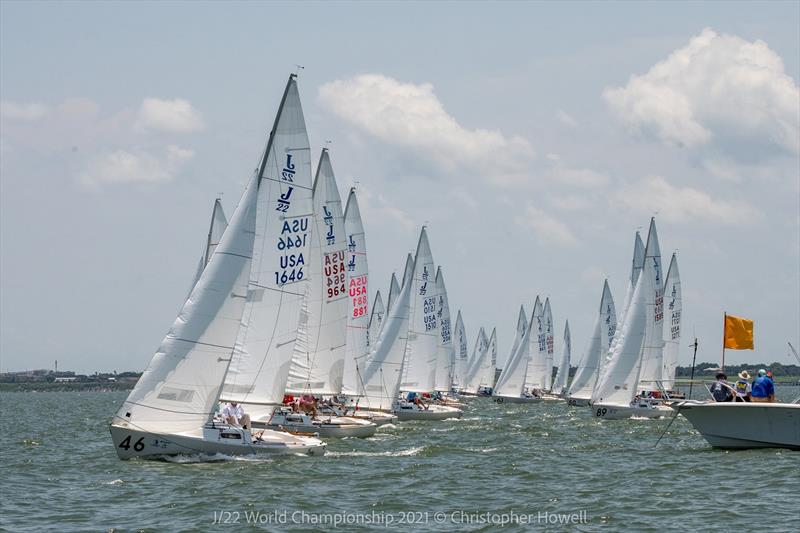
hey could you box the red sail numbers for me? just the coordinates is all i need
[324,250,346,300]
[349,275,368,318]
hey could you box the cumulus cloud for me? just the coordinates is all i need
[604,28,799,157]
[136,98,204,133]
[318,74,534,185]
[514,205,577,246]
[1,101,48,120]
[79,145,194,187]
[545,153,609,188]
[614,175,760,225]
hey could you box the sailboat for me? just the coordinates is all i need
[432,267,454,393]
[450,311,469,394]
[525,296,548,394]
[110,75,326,459]
[591,219,672,419]
[551,321,571,396]
[494,304,542,403]
[660,253,682,394]
[189,198,228,291]
[567,281,616,406]
[394,228,463,420]
[635,218,665,396]
[365,291,384,352]
[539,298,563,400]
[263,150,376,438]
[461,327,490,395]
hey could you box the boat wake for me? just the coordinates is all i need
[326,446,424,458]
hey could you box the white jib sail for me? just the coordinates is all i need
[636,218,665,393]
[526,297,549,390]
[452,311,468,389]
[115,171,258,434]
[591,259,649,406]
[481,328,498,389]
[340,187,369,395]
[366,291,384,351]
[385,272,401,315]
[464,327,490,392]
[661,253,681,390]
[286,149,348,395]
[400,228,440,393]
[551,320,571,394]
[543,298,555,391]
[359,253,414,410]
[494,305,529,397]
[433,267,455,392]
[190,198,228,290]
[221,76,314,416]
[569,280,616,399]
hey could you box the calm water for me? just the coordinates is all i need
[1,388,798,532]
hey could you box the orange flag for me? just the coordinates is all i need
[724,314,754,350]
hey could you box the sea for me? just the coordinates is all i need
[1,387,798,532]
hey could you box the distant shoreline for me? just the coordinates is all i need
[0,382,136,393]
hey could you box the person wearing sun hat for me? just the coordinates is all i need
[733,370,752,402]
[751,369,775,403]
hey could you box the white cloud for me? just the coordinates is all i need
[514,205,577,246]
[548,194,592,211]
[604,28,799,157]
[1,101,48,120]
[614,175,760,225]
[79,145,194,187]
[318,74,534,185]
[545,153,610,188]
[136,98,204,133]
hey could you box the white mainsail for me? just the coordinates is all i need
[341,187,369,395]
[543,298,555,391]
[483,328,498,389]
[433,267,455,392]
[190,198,228,290]
[452,311,468,390]
[400,228,440,393]
[661,253,681,390]
[221,76,314,417]
[551,321,571,394]
[636,218,664,393]
[358,253,414,410]
[568,281,616,399]
[525,297,548,390]
[115,171,258,434]
[494,305,529,397]
[591,260,649,406]
[286,149,348,395]
[366,291,384,350]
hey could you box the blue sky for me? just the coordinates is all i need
[1,1,798,372]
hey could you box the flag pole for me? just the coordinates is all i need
[721,312,726,372]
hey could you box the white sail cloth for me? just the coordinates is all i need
[637,218,665,393]
[568,281,616,399]
[552,321,571,394]
[433,268,455,392]
[115,171,258,434]
[190,198,228,290]
[221,77,314,416]
[661,253,681,390]
[286,149,348,395]
[494,306,530,398]
[451,311,468,390]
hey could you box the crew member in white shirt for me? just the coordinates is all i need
[221,402,251,429]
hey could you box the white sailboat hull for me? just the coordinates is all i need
[110,423,326,460]
[675,401,800,450]
[346,410,398,426]
[493,395,542,404]
[567,396,591,407]
[393,403,463,421]
[591,402,672,419]
[255,413,377,438]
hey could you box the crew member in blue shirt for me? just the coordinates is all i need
[751,369,775,403]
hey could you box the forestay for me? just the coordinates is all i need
[341,187,370,395]
[286,149,348,395]
[115,171,258,434]
[221,76,314,417]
